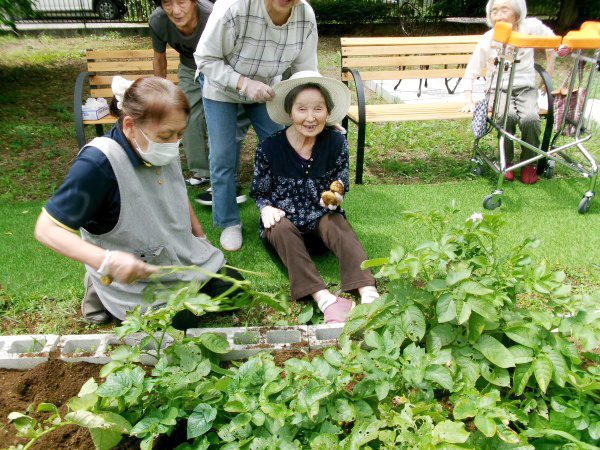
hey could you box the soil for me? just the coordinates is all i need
[0,360,185,449]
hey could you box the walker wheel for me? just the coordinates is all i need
[544,160,555,179]
[578,196,592,214]
[470,163,483,176]
[483,194,502,210]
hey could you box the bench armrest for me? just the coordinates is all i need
[74,71,95,149]
[534,63,554,152]
[342,68,368,183]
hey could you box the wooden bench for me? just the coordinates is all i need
[340,35,554,184]
[74,48,180,149]
[340,35,483,183]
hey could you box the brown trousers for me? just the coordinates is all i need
[263,213,376,300]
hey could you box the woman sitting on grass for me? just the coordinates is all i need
[34,76,240,327]
[250,71,379,324]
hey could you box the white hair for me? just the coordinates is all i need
[485,0,527,28]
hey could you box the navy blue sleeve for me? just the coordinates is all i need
[44,147,118,232]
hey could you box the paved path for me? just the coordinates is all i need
[366,76,599,124]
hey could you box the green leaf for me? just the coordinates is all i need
[99,361,123,379]
[505,326,538,348]
[344,420,382,447]
[424,365,454,390]
[364,330,384,349]
[496,422,521,444]
[446,269,472,286]
[480,360,510,387]
[426,324,458,352]
[508,345,534,364]
[546,348,568,387]
[468,313,486,342]
[360,257,388,269]
[513,363,533,396]
[533,354,553,393]
[456,300,472,325]
[297,304,314,324]
[323,347,344,367]
[68,393,98,412]
[475,335,515,368]
[326,398,356,423]
[199,333,230,354]
[588,421,600,440]
[475,415,496,438]
[432,420,470,444]
[456,356,480,386]
[187,404,217,439]
[109,345,133,361]
[427,279,447,292]
[467,297,499,322]
[78,377,99,396]
[296,385,332,419]
[65,411,115,430]
[462,281,493,296]
[375,381,391,401]
[436,294,456,323]
[310,434,339,448]
[452,397,477,420]
[96,371,132,398]
[401,305,426,341]
[90,429,122,450]
[94,412,132,433]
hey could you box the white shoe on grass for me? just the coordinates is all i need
[220,224,243,251]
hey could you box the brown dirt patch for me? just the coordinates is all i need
[0,360,181,449]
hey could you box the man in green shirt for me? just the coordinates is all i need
[149,0,213,186]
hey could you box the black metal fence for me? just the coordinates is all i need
[13,0,587,25]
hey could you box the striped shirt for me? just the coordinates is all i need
[194,0,318,103]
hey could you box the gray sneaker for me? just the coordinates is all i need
[195,187,248,206]
[186,176,210,186]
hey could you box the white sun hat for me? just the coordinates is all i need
[266,70,351,126]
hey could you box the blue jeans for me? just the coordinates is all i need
[203,98,283,228]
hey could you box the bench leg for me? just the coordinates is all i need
[356,121,365,185]
[95,124,104,138]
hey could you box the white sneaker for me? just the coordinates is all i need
[220,224,243,251]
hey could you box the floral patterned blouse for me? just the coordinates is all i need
[250,127,350,237]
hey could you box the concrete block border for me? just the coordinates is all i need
[0,325,344,370]
[0,335,60,370]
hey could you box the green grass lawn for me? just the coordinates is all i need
[1,33,599,334]
[2,177,600,334]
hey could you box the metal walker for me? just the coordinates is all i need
[470,21,600,213]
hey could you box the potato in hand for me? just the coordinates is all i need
[330,180,345,196]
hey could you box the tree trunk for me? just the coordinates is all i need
[557,0,578,31]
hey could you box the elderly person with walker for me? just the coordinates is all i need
[194,0,318,252]
[459,0,555,185]
[250,72,379,324]
[34,76,240,327]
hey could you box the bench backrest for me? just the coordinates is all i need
[340,35,482,82]
[86,48,181,100]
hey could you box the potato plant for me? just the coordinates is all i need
[7,208,600,449]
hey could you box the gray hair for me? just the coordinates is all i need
[485,0,527,28]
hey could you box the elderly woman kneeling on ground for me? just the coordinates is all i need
[250,72,379,324]
[34,76,241,328]
[459,0,555,185]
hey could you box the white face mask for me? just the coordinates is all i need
[134,127,180,166]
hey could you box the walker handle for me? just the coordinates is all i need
[492,22,512,44]
[508,33,561,49]
[562,21,600,49]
